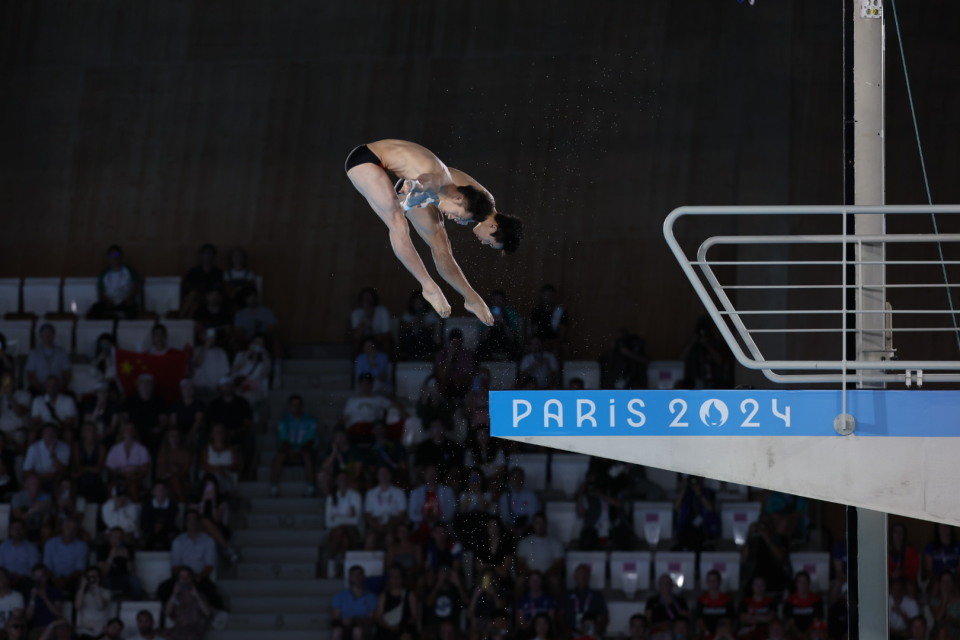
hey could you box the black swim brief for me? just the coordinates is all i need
[344,144,383,173]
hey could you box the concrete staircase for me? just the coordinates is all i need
[213,355,355,639]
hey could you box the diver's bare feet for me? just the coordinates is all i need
[465,297,494,326]
[423,286,451,318]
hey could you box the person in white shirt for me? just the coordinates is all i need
[326,471,363,561]
[23,424,70,486]
[30,377,77,438]
[24,325,72,394]
[0,568,24,629]
[191,332,231,397]
[231,334,272,405]
[518,337,560,389]
[888,577,919,638]
[141,324,170,355]
[516,512,565,584]
[101,486,140,539]
[74,567,112,639]
[363,467,407,550]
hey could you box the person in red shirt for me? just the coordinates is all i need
[696,570,735,640]
[782,571,823,636]
[738,576,775,640]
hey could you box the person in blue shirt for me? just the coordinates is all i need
[0,521,40,590]
[332,565,378,640]
[270,394,319,498]
[41,519,88,593]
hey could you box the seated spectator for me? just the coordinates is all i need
[169,379,205,449]
[199,423,242,498]
[79,381,122,443]
[163,566,212,639]
[24,424,71,489]
[232,287,278,349]
[423,522,464,582]
[563,564,609,639]
[97,527,145,600]
[433,329,477,401]
[205,378,254,480]
[408,466,457,533]
[4,617,27,640]
[464,426,505,490]
[30,378,77,444]
[696,570,735,640]
[11,475,53,541]
[192,475,239,563]
[101,485,140,538]
[645,574,688,638]
[191,332,231,399]
[385,523,423,576]
[90,334,118,387]
[519,338,559,390]
[231,334,272,405]
[354,338,392,395]
[74,566,112,640]
[25,326,72,395]
[629,613,648,640]
[223,247,257,302]
[72,421,107,503]
[398,291,441,361]
[0,432,16,501]
[0,521,40,590]
[573,611,601,640]
[364,422,408,484]
[515,571,557,632]
[782,571,823,637]
[516,513,565,585]
[414,420,463,479]
[167,510,224,611]
[25,564,64,636]
[180,244,223,318]
[908,616,927,640]
[42,518,88,594]
[923,523,959,585]
[97,618,125,640]
[0,373,31,448]
[52,478,86,530]
[464,368,492,424]
[467,579,506,637]
[764,491,809,541]
[889,522,921,586]
[364,467,408,551]
[415,375,454,436]
[374,565,418,640]
[156,428,194,504]
[87,245,141,320]
[121,374,169,453]
[498,467,539,534]
[527,284,568,356]
[318,430,364,497]
[0,569,23,630]
[599,328,649,390]
[141,481,180,552]
[326,471,363,562]
[332,565,378,640]
[889,577,920,640]
[142,323,172,355]
[342,373,394,443]
[476,290,521,362]
[738,576,775,640]
[682,316,734,389]
[269,394,318,498]
[193,289,234,345]
[475,517,514,587]
[423,567,468,638]
[673,475,719,551]
[350,287,393,354]
[105,423,151,501]
[455,467,493,551]
[740,513,792,596]
[132,609,165,640]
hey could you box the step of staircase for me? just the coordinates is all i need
[228,595,334,614]
[219,578,337,597]
[256,464,313,483]
[223,610,331,630]
[281,372,353,390]
[235,562,318,580]
[237,546,320,563]
[248,496,325,513]
[283,344,353,360]
[281,358,354,376]
[245,511,326,530]
[207,630,330,640]
[237,482,319,499]
[233,528,326,548]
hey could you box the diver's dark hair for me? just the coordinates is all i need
[491,213,524,255]
[456,185,494,221]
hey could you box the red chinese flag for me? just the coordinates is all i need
[114,347,190,403]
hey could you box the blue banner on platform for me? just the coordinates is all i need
[489,390,960,437]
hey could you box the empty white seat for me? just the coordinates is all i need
[0,320,33,356]
[0,279,20,316]
[0,504,10,541]
[22,278,61,316]
[443,317,480,351]
[394,362,434,403]
[562,360,601,389]
[343,550,386,587]
[118,601,162,639]
[482,361,517,390]
[699,551,742,592]
[610,551,652,595]
[648,360,685,390]
[791,551,831,592]
[551,454,589,496]
[509,453,548,492]
[35,319,74,353]
[607,601,647,636]
[161,319,195,351]
[143,277,182,317]
[653,551,696,591]
[136,551,173,597]
[115,320,159,352]
[633,502,674,548]
[720,502,762,545]
[644,467,678,494]
[75,320,115,359]
[545,501,579,545]
[565,551,607,590]
[62,277,99,317]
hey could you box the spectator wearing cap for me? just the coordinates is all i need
[121,374,169,453]
[25,325,72,395]
[341,373,394,443]
[433,329,477,401]
[101,484,140,539]
[205,377,254,479]
[270,394,319,498]
[181,244,224,318]
[29,377,77,443]
[105,423,151,501]
[88,245,141,320]
[42,518,88,593]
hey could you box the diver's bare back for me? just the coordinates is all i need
[366,139,450,183]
